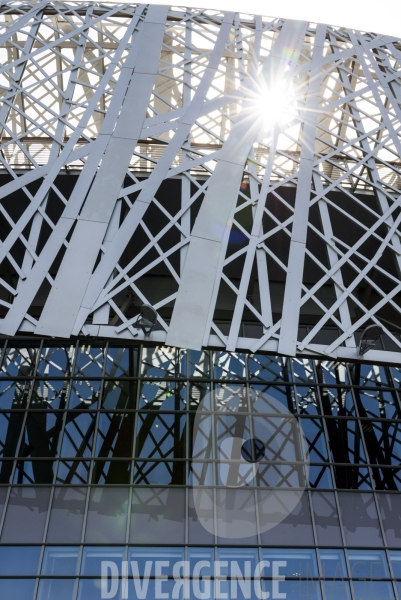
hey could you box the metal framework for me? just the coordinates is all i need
[1,2,401,363]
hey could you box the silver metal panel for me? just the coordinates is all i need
[0,2,401,361]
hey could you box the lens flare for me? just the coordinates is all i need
[253,79,298,129]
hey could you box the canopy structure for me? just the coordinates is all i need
[1,1,401,362]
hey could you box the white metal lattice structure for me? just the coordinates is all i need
[1,1,401,363]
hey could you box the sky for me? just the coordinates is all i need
[146,0,401,38]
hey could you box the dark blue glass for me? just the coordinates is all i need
[348,550,389,578]
[37,346,75,377]
[41,547,79,575]
[188,548,214,576]
[264,578,322,600]
[128,547,185,576]
[0,578,36,598]
[319,550,347,578]
[74,345,104,377]
[80,547,124,575]
[324,580,351,600]
[0,380,31,409]
[0,546,41,575]
[352,580,395,600]
[36,578,76,600]
[217,548,259,575]
[262,549,318,578]
[105,346,138,377]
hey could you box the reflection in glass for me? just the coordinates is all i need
[41,547,79,575]
[46,487,86,543]
[61,412,96,458]
[138,380,186,410]
[362,420,401,466]
[213,351,246,379]
[92,460,131,484]
[105,345,138,377]
[37,345,75,377]
[133,460,185,485]
[0,545,41,574]
[297,386,320,415]
[102,380,136,410]
[141,346,186,378]
[0,345,38,377]
[319,549,347,578]
[292,358,316,384]
[130,488,185,544]
[0,379,31,409]
[68,380,101,409]
[56,460,90,484]
[19,411,63,458]
[355,389,400,419]
[36,578,76,600]
[333,465,371,490]
[320,388,355,416]
[81,547,125,574]
[251,383,296,413]
[96,412,134,457]
[13,459,55,484]
[74,345,104,377]
[248,354,291,383]
[316,361,349,386]
[1,486,51,543]
[85,487,129,543]
[136,412,185,459]
[30,379,70,409]
[347,550,389,578]
[262,548,318,577]
[326,418,366,466]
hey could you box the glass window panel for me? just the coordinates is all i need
[216,488,258,545]
[296,386,320,415]
[348,550,389,578]
[319,549,347,578]
[133,460,185,485]
[29,380,70,410]
[0,412,24,457]
[188,488,215,545]
[377,495,401,547]
[0,379,31,409]
[68,379,101,409]
[77,578,114,600]
[105,345,138,377]
[326,419,366,464]
[316,361,350,385]
[136,412,186,459]
[37,345,75,377]
[138,380,186,410]
[0,579,36,598]
[188,548,214,576]
[19,412,63,458]
[127,578,183,600]
[85,487,129,543]
[389,552,401,578]
[352,581,395,600]
[352,363,392,387]
[41,547,79,575]
[301,418,328,462]
[213,352,246,380]
[46,487,86,543]
[101,380,136,410]
[333,465,372,490]
[250,383,296,413]
[189,382,210,409]
[0,546,41,575]
[189,350,210,378]
[96,412,134,457]
[311,492,343,546]
[130,487,185,544]
[128,547,185,576]
[13,459,55,484]
[81,547,125,574]
[371,467,401,490]
[262,549,318,577]
[61,412,96,458]
[264,579,322,600]
[248,355,291,383]
[141,346,186,378]
[259,491,314,546]
[1,486,50,543]
[362,420,401,466]
[0,487,6,522]
[92,460,131,484]
[217,548,259,575]
[0,345,38,377]
[338,492,383,547]
[292,358,316,384]
[309,465,333,488]
[355,389,400,419]
[320,387,356,416]
[323,580,351,600]
[36,578,76,600]
[56,460,90,484]
[74,344,104,377]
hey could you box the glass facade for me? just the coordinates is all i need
[0,340,401,598]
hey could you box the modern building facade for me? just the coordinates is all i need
[1,1,401,599]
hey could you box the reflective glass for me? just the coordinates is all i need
[1,486,51,543]
[323,580,351,600]
[264,579,322,600]
[13,459,55,484]
[133,460,185,485]
[352,581,395,600]
[292,358,316,384]
[347,550,389,578]
[41,547,79,575]
[81,547,124,575]
[77,578,113,600]
[68,379,101,409]
[36,578,76,600]
[37,345,75,377]
[352,363,392,387]
[311,492,342,546]
[0,345,38,377]
[46,487,86,543]
[378,495,401,546]
[362,420,401,465]
[56,460,90,484]
[213,352,246,379]
[248,354,291,382]
[0,379,31,409]
[189,381,210,409]
[338,492,383,547]
[96,412,134,457]
[301,418,328,461]
[262,549,318,577]
[259,491,314,546]
[101,380,136,410]
[128,547,185,575]
[250,383,296,413]
[188,548,214,576]
[217,547,259,575]
[319,549,347,578]
[0,545,40,575]
[333,465,372,489]
[130,487,185,544]
[61,411,96,457]
[138,380,186,410]
[141,346,186,378]
[316,361,349,385]
[297,386,320,415]
[74,345,104,377]
[309,464,333,488]
[389,551,401,578]
[355,389,400,419]
[326,418,366,464]
[136,412,186,459]
[92,460,131,484]
[19,411,62,458]
[188,350,210,377]
[85,487,129,543]
[320,387,355,416]
[0,412,24,457]
[29,380,70,409]
[105,345,138,377]
[0,579,35,598]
